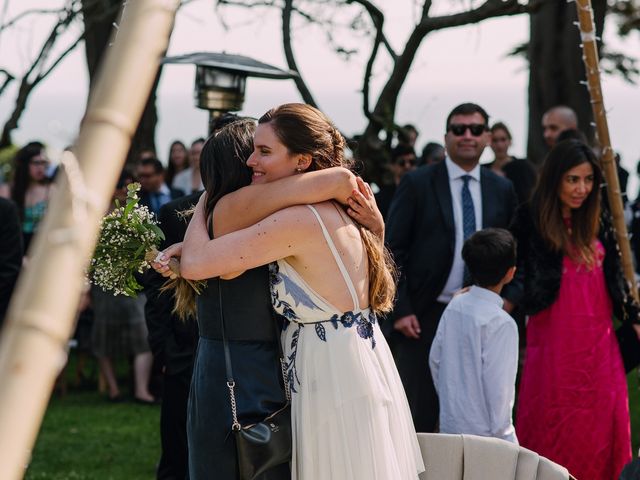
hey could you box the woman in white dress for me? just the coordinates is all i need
[160,104,424,479]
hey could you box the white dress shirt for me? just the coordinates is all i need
[429,286,518,443]
[437,157,483,303]
[172,167,203,194]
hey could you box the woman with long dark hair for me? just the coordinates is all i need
[486,122,537,205]
[512,139,637,479]
[10,141,51,251]
[181,119,291,480]
[159,104,424,479]
[165,140,188,188]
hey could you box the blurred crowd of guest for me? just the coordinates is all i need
[0,102,639,480]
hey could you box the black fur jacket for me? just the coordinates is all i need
[508,203,640,324]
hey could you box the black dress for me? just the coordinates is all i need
[187,266,290,480]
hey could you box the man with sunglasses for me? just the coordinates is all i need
[385,102,519,433]
[375,144,418,219]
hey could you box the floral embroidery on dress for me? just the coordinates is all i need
[286,325,302,394]
[269,263,299,322]
[270,261,378,392]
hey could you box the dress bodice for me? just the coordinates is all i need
[269,205,377,345]
[196,265,277,341]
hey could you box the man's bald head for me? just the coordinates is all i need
[542,106,578,148]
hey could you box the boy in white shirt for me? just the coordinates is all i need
[429,228,519,443]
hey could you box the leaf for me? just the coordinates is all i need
[282,274,322,310]
[134,244,145,258]
[290,327,300,350]
[315,323,326,342]
[148,223,165,242]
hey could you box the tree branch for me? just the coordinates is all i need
[217,0,277,9]
[38,33,83,81]
[0,68,15,98]
[0,8,66,31]
[21,1,81,83]
[0,0,82,147]
[282,0,319,108]
[420,0,546,32]
[347,0,397,59]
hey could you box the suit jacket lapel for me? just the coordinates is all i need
[433,162,455,245]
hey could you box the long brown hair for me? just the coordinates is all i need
[170,119,256,319]
[259,103,397,313]
[11,141,47,221]
[531,139,602,266]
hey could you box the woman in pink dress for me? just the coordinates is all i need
[510,139,638,480]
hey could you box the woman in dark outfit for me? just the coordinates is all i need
[184,119,377,479]
[185,120,289,480]
[486,122,537,205]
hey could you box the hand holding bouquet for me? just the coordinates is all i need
[89,183,185,296]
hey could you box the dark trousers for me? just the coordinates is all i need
[391,301,447,433]
[157,372,191,480]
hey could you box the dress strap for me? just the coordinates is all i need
[306,204,359,311]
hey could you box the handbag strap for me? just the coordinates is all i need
[219,276,290,432]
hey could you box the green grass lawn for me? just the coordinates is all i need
[25,391,160,480]
[25,390,160,480]
[23,358,640,479]
[24,351,161,480]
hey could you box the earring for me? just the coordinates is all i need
[296,167,302,172]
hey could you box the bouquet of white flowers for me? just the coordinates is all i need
[89,182,182,296]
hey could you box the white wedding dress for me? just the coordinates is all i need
[269,205,424,480]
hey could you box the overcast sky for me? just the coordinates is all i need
[1,0,639,190]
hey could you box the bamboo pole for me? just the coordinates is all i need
[574,0,639,302]
[0,1,179,478]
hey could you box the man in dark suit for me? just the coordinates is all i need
[385,103,518,433]
[137,157,184,216]
[0,198,23,328]
[144,192,200,480]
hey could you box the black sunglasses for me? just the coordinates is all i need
[447,123,487,137]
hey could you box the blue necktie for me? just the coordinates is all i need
[461,175,476,285]
[150,192,160,215]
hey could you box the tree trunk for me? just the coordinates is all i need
[526,0,606,164]
[82,0,159,164]
[0,81,30,148]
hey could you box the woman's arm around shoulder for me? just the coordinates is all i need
[181,203,317,281]
[213,167,357,237]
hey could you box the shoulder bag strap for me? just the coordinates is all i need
[220,277,291,432]
[219,281,242,431]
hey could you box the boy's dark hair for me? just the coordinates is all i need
[462,228,516,287]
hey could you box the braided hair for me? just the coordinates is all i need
[258,103,396,313]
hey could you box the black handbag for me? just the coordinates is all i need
[616,322,640,373]
[219,281,292,480]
